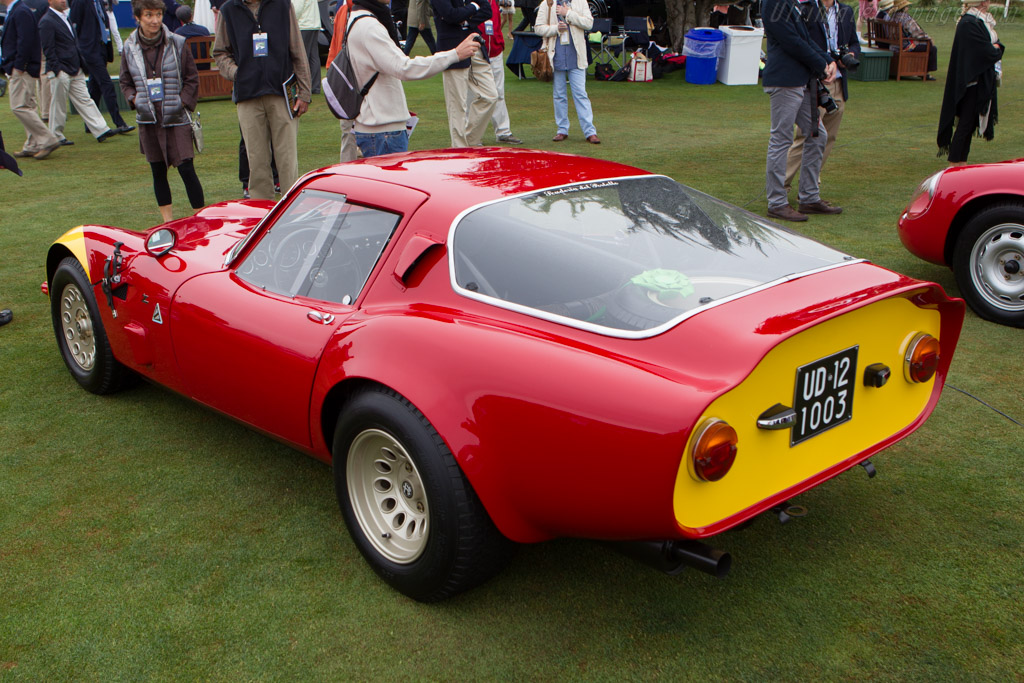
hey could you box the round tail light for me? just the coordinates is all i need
[904,333,940,383]
[689,419,738,483]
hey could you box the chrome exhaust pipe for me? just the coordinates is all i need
[612,540,731,579]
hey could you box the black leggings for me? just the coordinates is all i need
[151,159,204,208]
[948,85,980,163]
[404,27,437,55]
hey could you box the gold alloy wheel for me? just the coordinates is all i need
[347,428,429,564]
[60,282,96,371]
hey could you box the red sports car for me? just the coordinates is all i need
[45,149,963,601]
[899,159,1024,327]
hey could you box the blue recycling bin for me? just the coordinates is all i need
[684,28,725,85]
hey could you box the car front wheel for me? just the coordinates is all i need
[50,256,132,394]
[332,387,514,602]
[953,203,1024,328]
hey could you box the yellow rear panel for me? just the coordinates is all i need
[673,295,941,532]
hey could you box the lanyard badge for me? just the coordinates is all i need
[253,32,269,57]
[146,77,164,102]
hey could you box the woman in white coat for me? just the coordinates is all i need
[535,0,599,143]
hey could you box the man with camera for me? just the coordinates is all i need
[785,0,861,192]
[762,0,840,222]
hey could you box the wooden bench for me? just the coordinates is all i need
[867,18,931,81]
[186,36,234,100]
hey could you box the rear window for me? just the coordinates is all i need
[451,176,852,336]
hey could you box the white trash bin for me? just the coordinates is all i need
[716,25,764,85]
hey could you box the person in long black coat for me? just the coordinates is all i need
[937,0,1004,165]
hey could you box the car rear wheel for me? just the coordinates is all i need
[333,387,514,601]
[50,256,133,394]
[952,203,1024,328]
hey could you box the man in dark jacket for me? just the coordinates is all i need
[68,0,134,133]
[173,5,210,37]
[785,0,861,190]
[39,0,116,143]
[431,0,497,146]
[213,0,312,200]
[762,0,839,221]
[1,0,63,158]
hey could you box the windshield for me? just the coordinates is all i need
[237,190,399,305]
[451,176,853,335]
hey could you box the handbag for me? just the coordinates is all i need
[531,0,554,82]
[628,51,652,82]
[531,49,553,81]
[187,110,204,154]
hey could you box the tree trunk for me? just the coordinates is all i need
[664,0,719,50]
[664,0,686,51]
[692,0,716,30]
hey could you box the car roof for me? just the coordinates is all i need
[303,148,651,207]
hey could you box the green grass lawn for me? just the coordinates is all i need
[1,10,1022,679]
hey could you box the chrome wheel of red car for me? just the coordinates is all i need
[333,388,514,602]
[954,203,1024,327]
[58,281,96,372]
[346,428,429,563]
[49,257,133,394]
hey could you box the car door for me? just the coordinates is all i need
[170,179,428,448]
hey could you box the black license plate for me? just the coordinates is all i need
[791,346,858,446]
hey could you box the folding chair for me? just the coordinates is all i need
[589,17,623,70]
[622,16,649,51]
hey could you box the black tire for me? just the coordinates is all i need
[952,203,1024,328]
[332,387,515,602]
[50,256,132,394]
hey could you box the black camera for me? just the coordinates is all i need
[834,46,860,71]
[816,80,838,114]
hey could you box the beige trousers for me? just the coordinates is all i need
[441,50,498,147]
[785,78,844,191]
[237,94,299,200]
[339,117,359,162]
[48,69,112,140]
[8,69,59,153]
[39,54,52,119]
[466,53,513,139]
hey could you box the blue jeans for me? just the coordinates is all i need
[354,129,409,158]
[552,67,596,138]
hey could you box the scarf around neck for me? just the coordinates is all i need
[138,27,164,48]
[352,0,402,47]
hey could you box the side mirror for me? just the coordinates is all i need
[146,228,177,257]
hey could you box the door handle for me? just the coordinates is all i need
[756,403,797,430]
[307,311,335,325]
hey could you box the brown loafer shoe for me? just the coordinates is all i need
[586,135,601,144]
[33,141,62,160]
[798,200,843,215]
[552,133,568,142]
[767,204,808,222]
